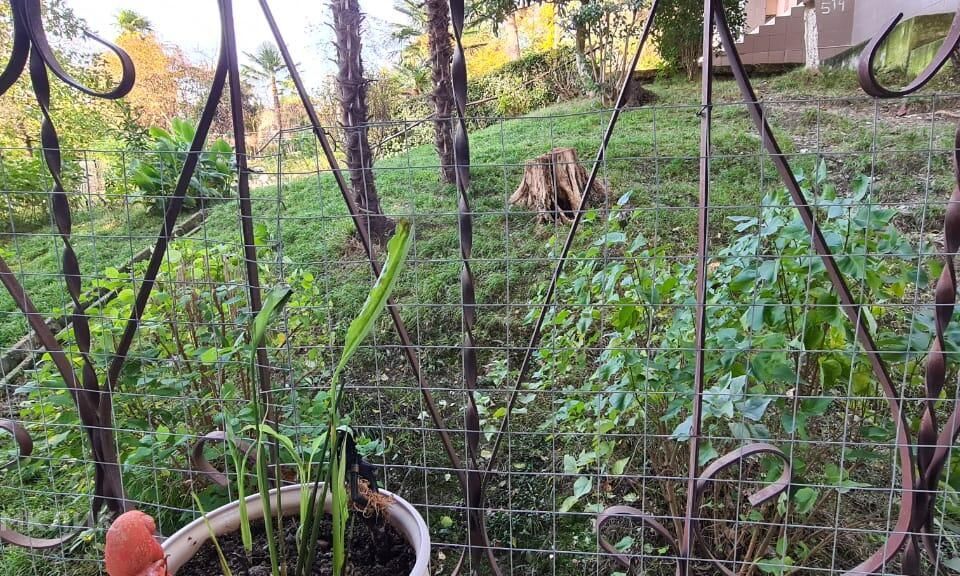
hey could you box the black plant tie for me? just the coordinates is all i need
[338,432,379,506]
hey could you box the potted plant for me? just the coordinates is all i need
[105,221,429,576]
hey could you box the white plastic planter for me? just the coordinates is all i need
[161,484,430,576]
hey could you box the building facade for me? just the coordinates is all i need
[720,0,959,67]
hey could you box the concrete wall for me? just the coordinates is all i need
[748,0,803,29]
[817,0,856,55]
[746,1,768,30]
[740,0,958,59]
[851,0,958,47]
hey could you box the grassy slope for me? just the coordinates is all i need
[2,68,954,347]
[1,68,957,575]
[0,207,164,345]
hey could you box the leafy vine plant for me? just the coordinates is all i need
[181,221,413,576]
[0,0,136,545]
[1,1,960,576]
[581,2,960,575]
[0,0,468,565]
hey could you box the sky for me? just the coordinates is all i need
[67,0,404,91]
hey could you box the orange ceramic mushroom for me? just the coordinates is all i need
[104,510,169,576]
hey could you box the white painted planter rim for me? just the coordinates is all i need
[161,484,430,576]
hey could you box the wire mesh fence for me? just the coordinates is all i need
[1,87,960,574]
[2,1,960,575]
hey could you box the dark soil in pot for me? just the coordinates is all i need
[176,514,415,576]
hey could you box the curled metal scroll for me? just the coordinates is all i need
[0,419,32,471]
[0,419,86,549]
[687,444,792,575]
[0,0,253,548]
[598,444,791,574]
[0,0,136,541]
[592,2,960,575]
[190,431,256,488]
[597,505,679,570]
[858,10,960,98]
[856,7,960,574]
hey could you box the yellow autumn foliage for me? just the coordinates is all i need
[104,32,206,128]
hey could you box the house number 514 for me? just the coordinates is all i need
[821,0,847,15]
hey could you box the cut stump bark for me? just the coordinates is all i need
[509,147,605,223]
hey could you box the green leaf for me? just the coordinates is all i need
[776,536,789,557]
[802,397,832,417]
[741,302,765,332]
[942,557,960,571]
[600,231,626,245]
[254,423,300,466]
[730,269,757,291]
[729,422,751,440]
[739,396,772,421]
[563,454,578,474]
[698,441,719,466]
[671,416,694,441]
[331,440,349,576]
[614,535,635,552]
[824,463,870,494]
[852,174,871,200]
[611,457,629,476]
[335,220,412,378]
[191,494,234,576]
[147,126,172,140]
[251,286,293,351]
[756,558,793,575]
[757,259,779,284]
[780,412,804,436]
[573,476,592,499]
[199,348,219,365]
[559,495,579,513]
[818,357,842,389]
[792,487,818,516]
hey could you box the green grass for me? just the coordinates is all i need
[0,548,100,576]
[0,207,164,345]
[3,68,955,348]
[1,67,958,575]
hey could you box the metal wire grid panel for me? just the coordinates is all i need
[0,1,960,575]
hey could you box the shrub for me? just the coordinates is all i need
[520,162,936,566]
[653,0,746,78]
[130,118,235,214]
[10,233,333,532]
[0,151,82,229]
[468,47,583,119]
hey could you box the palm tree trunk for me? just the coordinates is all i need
[270,74,282,132]
[331,0,393,242]
[426,0,455,184]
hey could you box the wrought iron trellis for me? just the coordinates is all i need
[0,0,956,574]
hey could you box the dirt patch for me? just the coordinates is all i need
[177,514,415,576]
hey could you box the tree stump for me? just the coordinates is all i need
[509,147,605,223]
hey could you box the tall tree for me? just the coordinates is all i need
[331,0,393,242]
[425,0,456,183]
[393,0,455,183]
[242,42,288,134]
[109,27,203,128]
[115,9,152,36]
